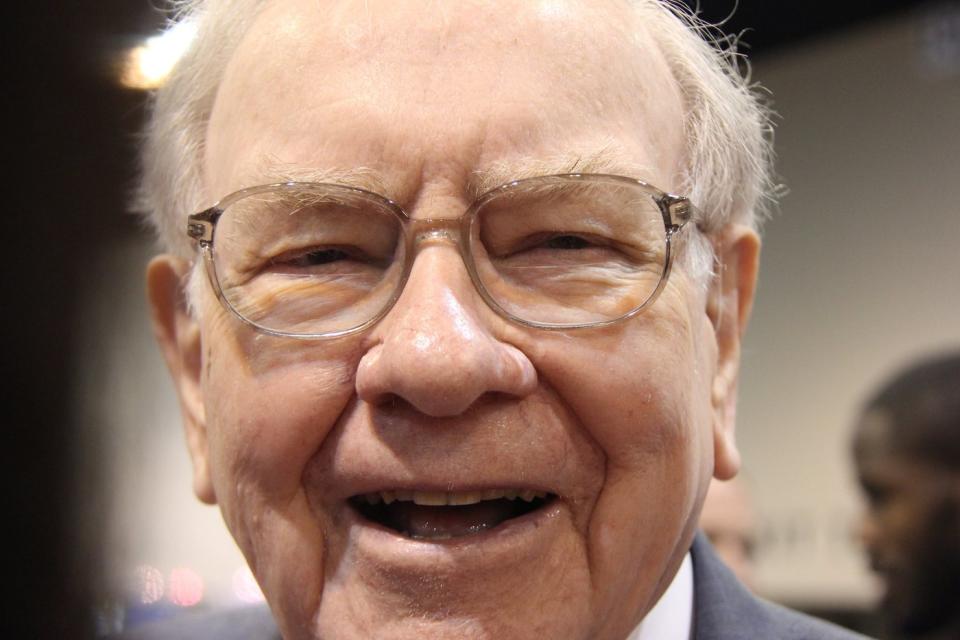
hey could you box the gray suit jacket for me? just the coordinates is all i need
[118,534,870,639]
[690,533,869,640]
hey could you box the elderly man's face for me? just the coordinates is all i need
[149,1,757,638]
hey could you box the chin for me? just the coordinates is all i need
[303,495,599,640]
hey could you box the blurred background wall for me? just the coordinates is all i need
[9,1,958,637]
[740,6,960,607]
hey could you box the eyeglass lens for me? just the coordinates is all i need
[209,178,669,336]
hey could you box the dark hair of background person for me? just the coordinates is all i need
[859,353,960,468]
[5,1,943,638]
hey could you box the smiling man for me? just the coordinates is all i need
[134,1,865,638]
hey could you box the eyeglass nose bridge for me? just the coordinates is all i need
[399,216,478,282]
[392,215,490,316]
[405,217,467,249]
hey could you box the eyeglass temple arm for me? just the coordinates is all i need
[661,194,696,236]
[186,207,223,244]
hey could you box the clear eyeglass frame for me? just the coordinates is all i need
[186,173,698,339]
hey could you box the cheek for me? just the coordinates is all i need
[200,329,355,503]
[532,295,713,470]
[205,361,355,494]
[888,499,933,551]
[198,321,363,634]
[518,290,715,628]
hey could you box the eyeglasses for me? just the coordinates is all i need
[186,173,697,339]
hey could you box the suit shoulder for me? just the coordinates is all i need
[752,597,871,640]
[691,532,874,639]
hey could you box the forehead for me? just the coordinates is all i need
[205,0,686,201]
[854,409,896,455]
[854,411,902,472]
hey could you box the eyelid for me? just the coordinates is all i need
[528,230,612,247]
[268,244,370,265]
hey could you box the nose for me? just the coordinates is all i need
[855,510,880,555]
[355,245,537,417]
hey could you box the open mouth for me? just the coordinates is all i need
[349,489,556,540]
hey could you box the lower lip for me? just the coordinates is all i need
[345,498,566,571]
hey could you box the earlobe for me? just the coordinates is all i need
[146,256,217,504]
[707,226,761,481]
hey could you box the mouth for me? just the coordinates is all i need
[349,489,557,540]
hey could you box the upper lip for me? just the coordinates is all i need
[335,480,559,502]
[309,397,597,514]
[313,460,572,509]
[310,445,593,513]
[868,553,896,574]
[353,488,552,505]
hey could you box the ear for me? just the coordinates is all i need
[706,225,760,481]
[146,256,217,504]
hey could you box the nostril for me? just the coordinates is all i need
[357,342,501,417]
[354,278,537,416]
[357,345,537,417]
[375,393,407,411]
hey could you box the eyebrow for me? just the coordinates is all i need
[466,149,662,200]
[244,149,662,203]
[244,159,392,199]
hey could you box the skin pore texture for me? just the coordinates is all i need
[147,1,760,638]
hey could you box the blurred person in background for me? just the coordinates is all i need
[853,353,960,640]
[699,476,758,590]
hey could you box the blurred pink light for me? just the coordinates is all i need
[168,567,204,607]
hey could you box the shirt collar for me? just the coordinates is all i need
[626,552,694,640]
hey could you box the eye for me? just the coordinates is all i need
[515,232,606,255]
[289,248,351,267]
[543,235,592,250]
[267,244,389,274]
[486,230,622,264]
[860,478,894,507]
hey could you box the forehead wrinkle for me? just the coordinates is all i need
[468,149,663,200]
[212,0,684,208]
[237,157,395,199]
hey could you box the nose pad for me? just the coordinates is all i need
[355,245,537,417]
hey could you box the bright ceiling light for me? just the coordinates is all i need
[120,20,197,90]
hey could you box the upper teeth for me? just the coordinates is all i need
[362,489,547,506]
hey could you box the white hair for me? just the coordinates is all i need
[138,0,776,285]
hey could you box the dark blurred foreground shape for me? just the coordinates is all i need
[8,1,161,638]
[852,353,960,640]
[5,1,949,638]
